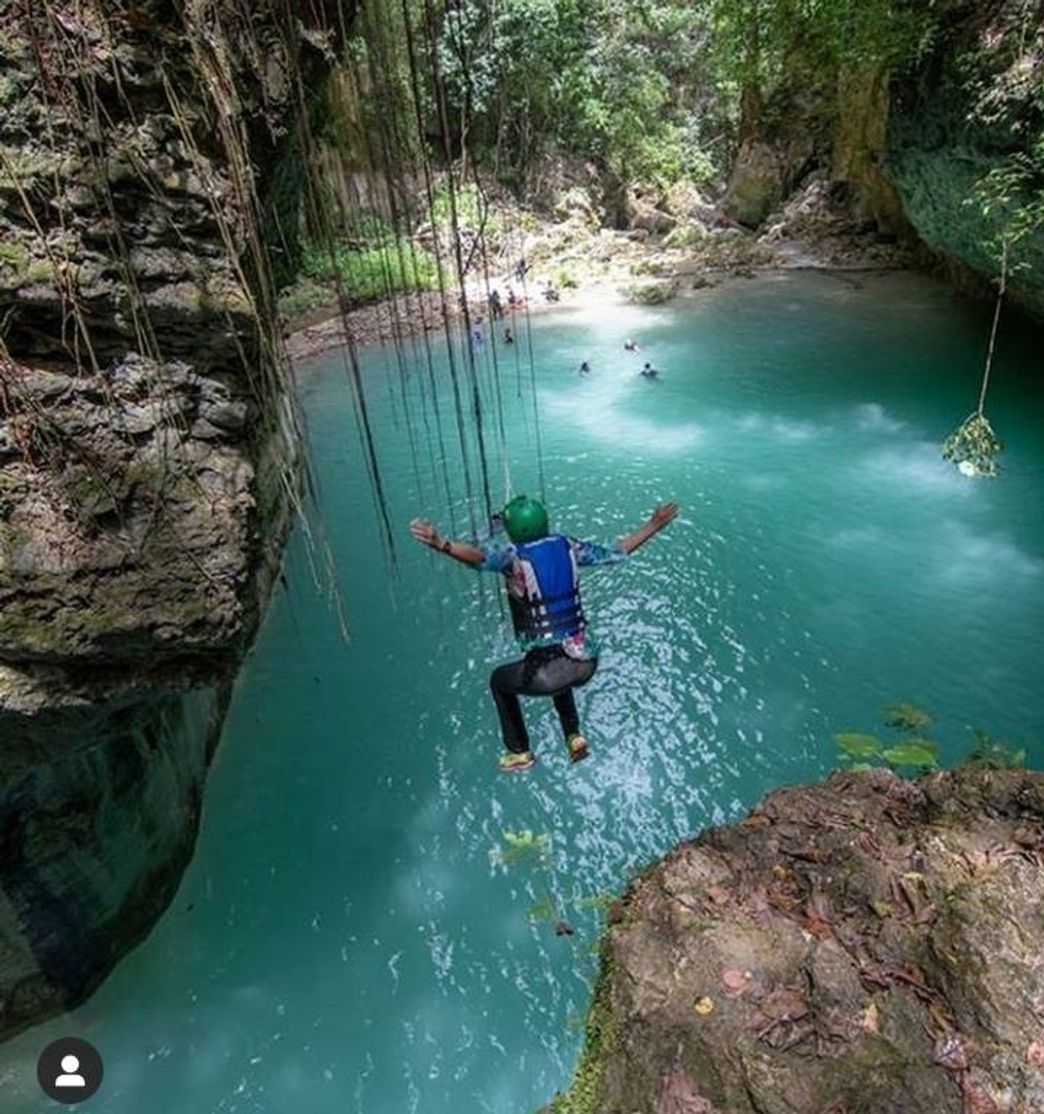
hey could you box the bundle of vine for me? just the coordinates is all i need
[941,413,1003,477]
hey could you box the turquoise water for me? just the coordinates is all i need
[3,271,1043,1112]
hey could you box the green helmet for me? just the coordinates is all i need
[503,495,549,543]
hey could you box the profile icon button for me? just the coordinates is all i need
[37,1037,103,1103]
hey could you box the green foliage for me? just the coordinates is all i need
[882,742,939,769]
[495,828,552,868]
[960,3,1044,276]
[883,703,933,733]
[527,895,558,922]
[961,729,1026,770]
[626,279,677,305]
[426,0,732,189]
[942,413,1003,477]
[834,704,939,773]
[292,236,438,304]
[835,707,1036,774]
[835,732,885,759]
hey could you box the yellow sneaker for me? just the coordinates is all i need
[499,751,536,774]
[566,733,590,763]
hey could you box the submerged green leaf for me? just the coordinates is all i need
[496,829,551,868]
[883,744,938,768]
[835,733,884,758]
[883,703,933,733]
[528,896,557,922]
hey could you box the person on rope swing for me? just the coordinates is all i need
[409,496,679,773]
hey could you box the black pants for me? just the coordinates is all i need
[490,647,598,754]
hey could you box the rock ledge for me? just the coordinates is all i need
[547,766,1044,1114]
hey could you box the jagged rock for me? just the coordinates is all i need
[199,398,249,433]
[547,767,1044,1114]
[629,198,678,236]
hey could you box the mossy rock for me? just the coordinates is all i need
[546,947,618,1114]
[0,239,29,285]
[626,279,678,305]
[664,222,708,250]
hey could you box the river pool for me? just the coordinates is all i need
[2,270,1043,1113]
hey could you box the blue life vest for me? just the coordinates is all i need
[509,535,586,644]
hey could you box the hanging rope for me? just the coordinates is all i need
[977,239,1008,418]
[942,240,1008,477]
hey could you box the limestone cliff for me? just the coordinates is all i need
[723,1,1044,315]
[547,767,1044,1114]
[0,0,346,1038]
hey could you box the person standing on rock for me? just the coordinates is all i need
[409,496,679,772]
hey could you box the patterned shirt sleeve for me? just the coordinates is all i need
[478,542,516,573]
[570,538,628,568]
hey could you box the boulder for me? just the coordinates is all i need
[722,139,786,228]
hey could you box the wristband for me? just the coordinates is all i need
[440,538,452,554]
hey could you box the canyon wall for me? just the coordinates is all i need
[0,0,346,1038]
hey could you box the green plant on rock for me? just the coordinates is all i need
[549,946,617,1114]
[960,729,1026,770]
[626,279,676,305]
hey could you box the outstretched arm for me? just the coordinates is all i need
[617,502,679,555]
[409,518,485,568]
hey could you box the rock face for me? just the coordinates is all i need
[722,2,1043,315]
[0,1,345,1038]
[886,0,1044,316]
[548,767,1044,1114]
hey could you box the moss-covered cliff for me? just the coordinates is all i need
[886,0,1044,315]
[0,0,348,1038]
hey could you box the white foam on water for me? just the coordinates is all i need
[933,520,1043,585]
[863,441,973,495]
[829,525,885,549]
[736,412,819,441]
[854,402,905,433]
[545,384,704,453]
